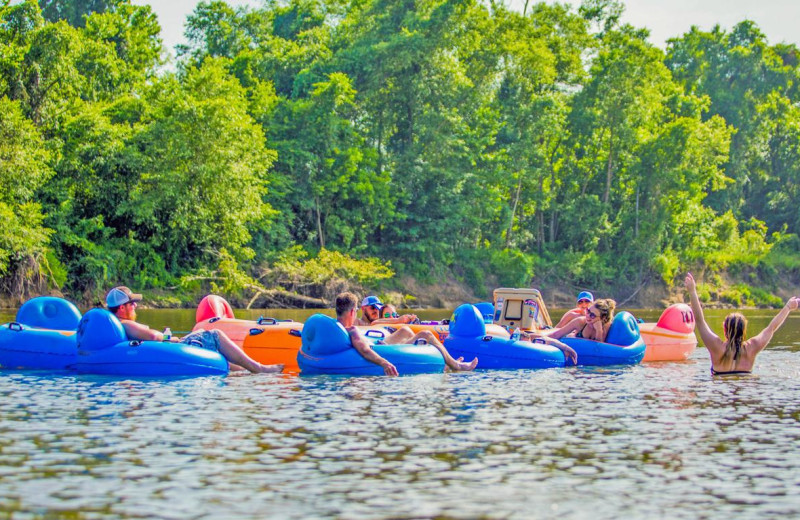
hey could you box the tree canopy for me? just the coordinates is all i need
[1,0,798,306]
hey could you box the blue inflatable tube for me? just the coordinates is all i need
[0,297,81,370]
[15,296,82,330]
[74,308,228,376]
[560,311,646,366]
[0,323,77,370]
[298,314,446,376]
[444,304,565,370]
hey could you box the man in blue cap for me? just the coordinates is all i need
[555,291,594,328]
[355,294,477,371]
[357,295,419,326]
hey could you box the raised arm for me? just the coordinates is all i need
[747,297,800,353]
[347,327,398,376]
[684,273,724,356]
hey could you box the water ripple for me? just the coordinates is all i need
[2,350,800,518]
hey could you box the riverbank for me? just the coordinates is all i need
[1,273,796,311]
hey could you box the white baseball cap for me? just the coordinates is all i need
[106,286,143,307]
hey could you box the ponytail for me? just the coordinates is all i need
[720,313,747,364]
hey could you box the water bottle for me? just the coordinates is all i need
[163,327,172,341]
[510,328,521,342]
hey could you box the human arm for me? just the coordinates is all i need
[347,327,398,376]
[369,314,418,325]
[684,273,725,356]
[540,317,585,340]
[555,310,580,329]
[583,319,607,342]
[543,336,578,365]
[120,320,164,341]
[747,297,800,353]
[521,332,578,365]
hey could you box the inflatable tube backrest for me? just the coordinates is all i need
[196,294,235,322]
[15,297,82,330]
[77,308,128,351]
[301,314,352,355]
[449,304,487,338]
[605,311,641,346]
[655,303,696,333]
[473,302,495,324]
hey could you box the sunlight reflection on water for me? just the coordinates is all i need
[3,307,800,518]
[1,347,800,518]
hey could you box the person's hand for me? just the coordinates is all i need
[685,272,696,293]
[563,345,578,365]
[382,361,398,376]
[404,314,418,324]
[787,297,800,311]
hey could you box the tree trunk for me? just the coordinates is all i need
[315,196,325,249]
[604,133,614,204]
[507,173,524,246]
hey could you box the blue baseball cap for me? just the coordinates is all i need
[577,291,594,303]
[361,295,383,309]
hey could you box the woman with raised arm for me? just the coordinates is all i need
[684,272,800,375]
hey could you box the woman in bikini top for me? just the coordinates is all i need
[540,299,616,343]
[685,273,800,375]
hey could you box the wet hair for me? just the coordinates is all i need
[592,299,616,324]
[335,292,358,317]
[721,312,747,363]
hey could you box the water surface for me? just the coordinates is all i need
[2,307,800,518]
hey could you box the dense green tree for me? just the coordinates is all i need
[38,0,120,27]
[1,0,798,303]
[0,97,53,294]
[128,58,275,273]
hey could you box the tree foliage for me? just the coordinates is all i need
[1,0,798,304]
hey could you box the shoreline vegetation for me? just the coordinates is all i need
[2,1,800,311]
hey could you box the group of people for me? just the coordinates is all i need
[547,277,800,376]
[105,272,800,377]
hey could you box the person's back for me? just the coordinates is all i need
[685,273,799,374]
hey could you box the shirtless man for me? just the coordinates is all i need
[555,291,594,328]
[352,294,477,371]
[106,286,283,373]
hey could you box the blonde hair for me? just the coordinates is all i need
[720,312,747,364]
[593,299,616,324]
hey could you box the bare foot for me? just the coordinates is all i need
[256,363,284,374]
[451,357,478,371]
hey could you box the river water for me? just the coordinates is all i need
[2,307,800,519]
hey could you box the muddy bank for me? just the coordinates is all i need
[1,276,795,311]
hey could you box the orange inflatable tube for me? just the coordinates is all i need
[640,303,697,361]
[194,295,302,371]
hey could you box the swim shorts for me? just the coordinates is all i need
[180,330,221,351]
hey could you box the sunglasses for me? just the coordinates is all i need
[577,299,591,304]
[587,310,598,319]
[383,312,399,318]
